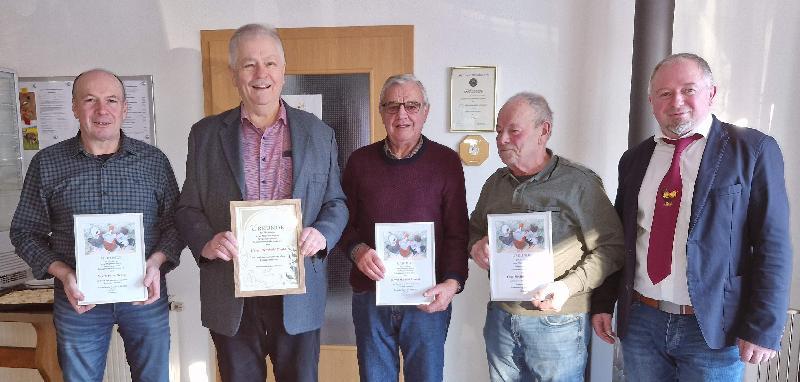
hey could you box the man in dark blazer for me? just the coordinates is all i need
[591,53,792,381]
[175,23,347,382]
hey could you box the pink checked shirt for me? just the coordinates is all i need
[240,102,293,201]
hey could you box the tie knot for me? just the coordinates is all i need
[663,133,702,153]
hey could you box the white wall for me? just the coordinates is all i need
[0,1,635,381]
[673,2,800,379]
[673,0,800,310]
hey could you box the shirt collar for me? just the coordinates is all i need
[70,130,135,157]
[654,113,713,142]
[383,135,425,160]
[240,100,287,131]
[502,148,558,183]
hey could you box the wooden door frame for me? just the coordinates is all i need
[200,25,413,142]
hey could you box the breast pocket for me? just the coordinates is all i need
[48,177,95,217]
[525,206,563,224]
[527,206,562,213]
[528,207,572,241]
[116,178,158,210]
[713,184,742,197]
[709,183,741,230]
[695,184,742,262]
[301,173,328,218]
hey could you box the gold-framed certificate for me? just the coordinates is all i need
[74,213,147,305]
[450,66,497,132]
[230,199,306,297]
[375,222,436,306]
[487,212,554,301]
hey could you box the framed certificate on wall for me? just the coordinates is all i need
[450,66,497,132]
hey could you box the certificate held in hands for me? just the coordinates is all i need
[230,199,306,297]
[375,222,436,306]
[74,213,147,305]
[487,212,554,301]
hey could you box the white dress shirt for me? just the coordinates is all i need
[634,114,712,305]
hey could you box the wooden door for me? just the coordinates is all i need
[201,25,413,142]
[201,25,413,382]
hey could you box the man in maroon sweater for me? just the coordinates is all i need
[340,74,469,382]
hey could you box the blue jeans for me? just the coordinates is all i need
[483,303,589,382]
[620,300,743,381]
[52,282,170,382]
[351,291,452,382]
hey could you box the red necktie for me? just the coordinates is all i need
[647,133,702,284]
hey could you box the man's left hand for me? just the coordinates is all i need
[299,227,326,257]
[737,338,777,364]
[418,279,459,313]
[531,281,570,312]
[135,252,166,305]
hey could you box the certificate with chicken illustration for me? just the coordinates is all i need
[74,213,147,305]
[375,222,436,306]
[487,212,554,301]
[231,199,306,297]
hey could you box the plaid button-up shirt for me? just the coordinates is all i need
[10,132,184,279]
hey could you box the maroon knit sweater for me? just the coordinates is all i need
[340,136,469,292]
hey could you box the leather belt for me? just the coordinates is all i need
[634,291,694,315]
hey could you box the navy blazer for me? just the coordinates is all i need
[175,104,348,336]
[592,116,792,350]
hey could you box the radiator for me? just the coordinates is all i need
[757,309,800,382]
[0,297,182,382]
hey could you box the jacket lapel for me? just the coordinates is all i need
[219,107,246,198]
[689,116,728,233]
[627,140,656,232]
[286,105,311,198]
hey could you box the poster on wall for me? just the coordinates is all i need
[18,75,156,150]
[282,94,322,120]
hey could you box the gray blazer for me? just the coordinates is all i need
[175,104,348,336]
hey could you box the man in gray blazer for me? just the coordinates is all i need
[175,23,348,382]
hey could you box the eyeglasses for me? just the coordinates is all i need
[380,101,424,115]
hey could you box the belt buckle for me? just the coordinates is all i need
[657,300,688,315]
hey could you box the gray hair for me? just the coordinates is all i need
[379,74,430,106]
[72,68,126,100]
[650,53,714,91]
[504,92,553,127]
[228,23,285,68]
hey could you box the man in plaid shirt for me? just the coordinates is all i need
[10,69,184,382]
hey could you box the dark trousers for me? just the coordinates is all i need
[210,296,320,382]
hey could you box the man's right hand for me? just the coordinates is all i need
[48,261,94,314]
[470,236,490,270]
[353,245,385,281]
[591,313,616,344]
[201,231,238,261]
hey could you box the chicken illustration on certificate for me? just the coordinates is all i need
[74,213,147,305]
[487,212,554,301]
[375,222,436,305]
